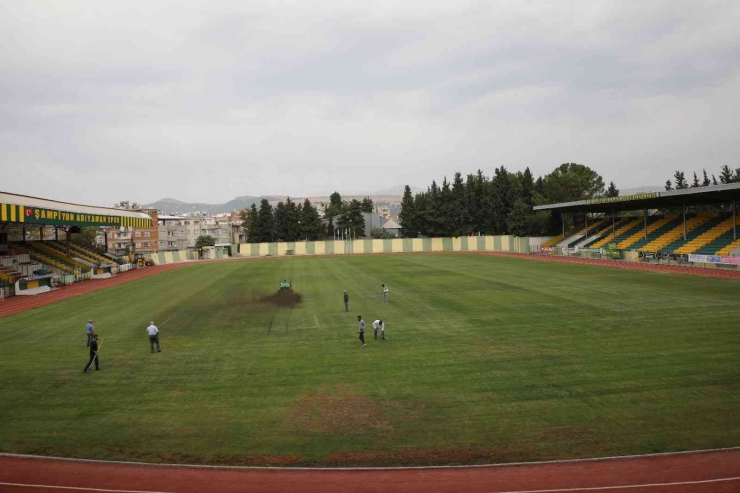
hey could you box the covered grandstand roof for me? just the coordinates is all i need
[0,191,152,228]
[533,183,740,214]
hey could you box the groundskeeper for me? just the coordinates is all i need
[147,321,161,353]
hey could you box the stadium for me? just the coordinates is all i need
[1,186,738,492]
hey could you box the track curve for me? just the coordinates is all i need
[1,449,739,493]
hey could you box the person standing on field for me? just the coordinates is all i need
[343,290,349,312]
[373,319,386,340]
[83,334,100,372]
[147,321,161,353]
[357,315,366,348]
[86,319,95,347]
[382,284,389,304]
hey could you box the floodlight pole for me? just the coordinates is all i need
[612,209,615,238]
[561,213,565,240]
[585,212,588,238]
[644,208,648,240]
[682,204,687,241]
[733,199,737,241]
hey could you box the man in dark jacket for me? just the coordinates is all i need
[343,290,349,312]
[84,334,100,372]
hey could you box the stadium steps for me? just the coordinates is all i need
[73,242,122,265]
[28,252,76,275]
[661,215,725,253]
[717,238,740,256]
[564,220,610,248]
[674,216,736,254]
[639,215,711,252]
[30,242,89,270]
[542,225,582,248]
[588,218,645,249]
[693,229,738,256]
[616,215,678,250]
[579,219,632,248]
[45,242,101,267]
[27,243,84,274]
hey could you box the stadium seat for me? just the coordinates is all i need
[672,216,733,254]
[585,217,643,249]
[640,214,711,252]
[616,215,678,250]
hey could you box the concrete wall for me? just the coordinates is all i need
[238,235,529,257]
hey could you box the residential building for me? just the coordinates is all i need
[105,208,159,255]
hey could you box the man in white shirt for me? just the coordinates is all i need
[373,320,386,340]
[146,321,161,353]
[381,284,389,304]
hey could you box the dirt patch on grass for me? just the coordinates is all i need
[293,394,392,438]
[257,289,302,308]
[211,454,304,467]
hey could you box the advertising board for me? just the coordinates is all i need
[689,254,740,265]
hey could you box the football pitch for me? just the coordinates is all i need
[0,254,738,467]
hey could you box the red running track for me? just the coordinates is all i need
[0,449,738,493]
[0,264,186,318]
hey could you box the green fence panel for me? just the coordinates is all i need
[403,238,413,252]
[325,241,335,255]
[422,238,432,252]
[364,239,373,254]
[494,236,502,251]
[461,236,469,251]
[249,243,259,257]
[172,251,182,262]
[383,239,393,253]
[268,243,278,256]
[306,242,315,255]
[442,238,453,251]
[477,236,486,250]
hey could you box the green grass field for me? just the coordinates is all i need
[1,254,738,466]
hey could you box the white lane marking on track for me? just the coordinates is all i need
[490,476,740,492]
[0,483,174,493]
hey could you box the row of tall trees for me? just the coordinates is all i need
[243,198,325,242]
[399,163,617,238]
[666,165,740,190]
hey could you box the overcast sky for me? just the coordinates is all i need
[1,1,739,206]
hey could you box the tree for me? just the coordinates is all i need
[521,167,535,206]
[665,180,673,191]
[300,199,324,240]
[691,172,701,188]
[273,201,287,241]
[255,199,274,242]
[543,163,606,203]
[370,227,394,239]
[326,217,335,238]
[735,168,740,183]
[398,185,417,238]
[673,171,688,189]
[719,165,734,184]
[507,199,532,237]
[242,203,258,240]
[77,227,101,248]
[712,174,718,186]
[324,191,343,219]
[606,181,619,197]
[360,197,374,213]
[195,235,216,248]
[337,199,365,238]
[702,170,711,187]
[450,172,469,236]
[284,197,300,241]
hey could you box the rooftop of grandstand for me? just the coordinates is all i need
[0,191,151,228]
[533,183,740,214]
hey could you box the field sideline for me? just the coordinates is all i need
[0,253,738,467]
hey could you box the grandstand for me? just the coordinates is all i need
[0,191,151,297]
[534,184,740,260]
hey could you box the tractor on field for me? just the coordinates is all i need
[279,279,292,291]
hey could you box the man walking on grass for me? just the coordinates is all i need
[343,290,349,312]
[357,315,366,348]
[382,284,389,304]
[86,319,95,347]
[83,334,100,372]
[147,321,161,353]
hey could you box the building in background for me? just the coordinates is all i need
[106,208,159,256]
